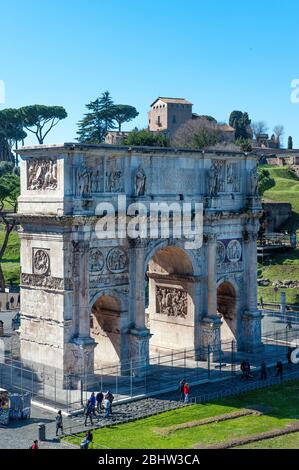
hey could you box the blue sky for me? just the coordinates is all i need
[1,0,299,146]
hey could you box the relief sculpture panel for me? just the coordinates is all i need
[156,286,188,318]
[27,159,57,191]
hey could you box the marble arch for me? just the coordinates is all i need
[17,143,263,376]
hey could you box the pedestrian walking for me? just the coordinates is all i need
[84,400,94,426]
[96,391,104,414]
[240,360,246,379]
[104,397,111,418]
[55,410,64,436]
[260,361,267,380]
[276,361,283,381]
[105,391,114,414]
[183,383,190,403]
[80,431,93,449]
[89,392,96,415]
[179,379,186,401]
[30,440,39,450]
[287,347,292,365]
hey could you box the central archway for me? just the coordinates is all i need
[217,282,237,343]
[146,245,196,354]
[90,295,122,369]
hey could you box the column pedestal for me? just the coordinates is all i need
[241,311,263,353]
[199,316,222,361]
[66,337,95,388]
[128,328,151,377]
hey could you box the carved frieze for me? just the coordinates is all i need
[27,159,57,191]
[106,248,128,273]
[32,249,50,275]
[21,273,73,291]
[156,286,188,318]
[89,272,129,289]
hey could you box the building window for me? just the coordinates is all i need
[172,115,176,124]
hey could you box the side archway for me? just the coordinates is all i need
[90,293,128,369]
[146,243,198,354]
[217,281,237,343]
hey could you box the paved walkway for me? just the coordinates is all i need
[64,363,299,435]
[0,406,72,449]
[1,362,298,449]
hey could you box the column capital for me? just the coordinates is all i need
[242,230,258,243]
[203,233,217,244]
[72,240,90,253]
[128,237,148,250]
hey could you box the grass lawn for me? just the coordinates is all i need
[64,381,299,449]
[237,432,299,449]
[0,227,20,285]
[258,165,299,305]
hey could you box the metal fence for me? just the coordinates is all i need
[0,330,296,413]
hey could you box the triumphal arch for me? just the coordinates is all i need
[17,143,263,376]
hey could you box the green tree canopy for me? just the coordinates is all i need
[258,168,275,196]
[0,109,26,164]
[19,105,67,144]
[113,105,139,131]
[123,129,169,147]
[77,91,116,144]
[0,165,20,291]
[235,137,253,152]
[229,110,251,140]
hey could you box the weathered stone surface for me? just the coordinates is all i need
[17,144,262,376]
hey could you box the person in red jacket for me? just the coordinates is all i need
[183,383,190,403]
[30,440,39,450]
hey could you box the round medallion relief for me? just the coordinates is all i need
[106,248,128,273]
[33,249,50,275]
[89,249,104,272]
[227,240,242,263]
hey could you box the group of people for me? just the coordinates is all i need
[241,360,285,381]
[179,379,190,403]
[84,390,115,426]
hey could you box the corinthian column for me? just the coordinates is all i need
[200,233,221,360]
[128,238,150,376]
[242,230,263,353]
[207,234,218,318]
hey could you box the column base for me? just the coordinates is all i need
[199,316,222,361]
[241,310,263,353]
[65,337,96,387]
[129,328,151,377]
